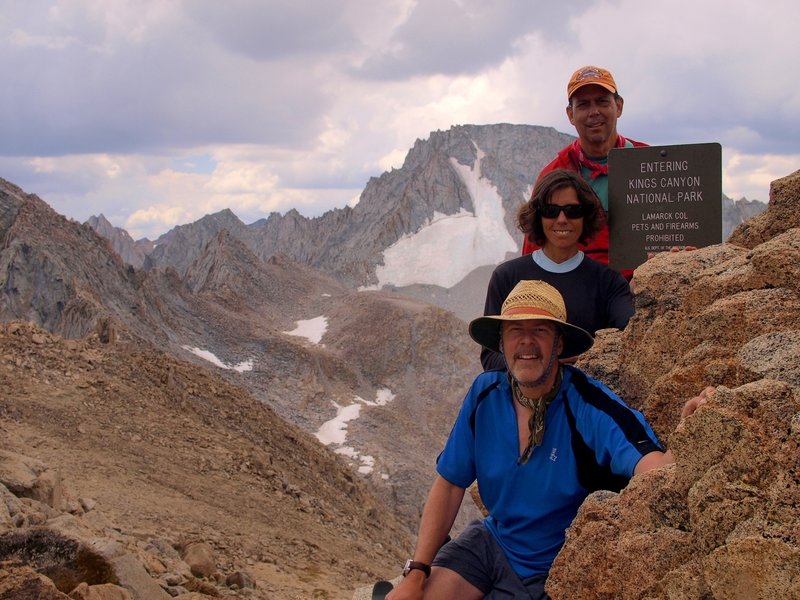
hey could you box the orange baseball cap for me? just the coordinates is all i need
[567,65,618,99]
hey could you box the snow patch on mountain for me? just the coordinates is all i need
[182,346,254,372]
[315,388,396,476]
[284,316,328,344]
[370,149,517,289]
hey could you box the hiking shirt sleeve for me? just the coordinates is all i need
[565,368,663,478]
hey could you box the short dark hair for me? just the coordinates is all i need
[517,168,605,247]
[568,91,622,108]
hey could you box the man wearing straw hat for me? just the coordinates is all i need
[388,280,710,600]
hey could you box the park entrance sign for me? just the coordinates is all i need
[608,142,722,272]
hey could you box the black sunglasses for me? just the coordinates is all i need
[539,203,586,219]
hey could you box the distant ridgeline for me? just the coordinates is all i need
[85,125,765,298]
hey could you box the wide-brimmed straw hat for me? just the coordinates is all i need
[469,280,594,359]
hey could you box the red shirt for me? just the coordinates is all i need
[522,137,648,280]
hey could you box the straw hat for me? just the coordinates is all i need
[469,280,594,359]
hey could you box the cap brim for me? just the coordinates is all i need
[468,314,594,359]
[568,81,617,99]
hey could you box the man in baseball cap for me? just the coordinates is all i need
[520,66,648,279]
[567,65,618,98]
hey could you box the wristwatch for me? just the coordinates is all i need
[403,559,431,578]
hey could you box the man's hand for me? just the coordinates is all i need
[634,386,716,475]
[682,385,715,418]
[386,570,426,600]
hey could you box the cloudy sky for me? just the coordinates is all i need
[2,0,798,240]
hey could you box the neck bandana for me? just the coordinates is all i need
[567,135,628,180]
[507,356,563,465]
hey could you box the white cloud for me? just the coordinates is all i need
[0,0,796,237]
[723,152,800,202]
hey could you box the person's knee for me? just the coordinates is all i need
[423,566,484,600]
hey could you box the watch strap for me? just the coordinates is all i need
[403,559,431,578]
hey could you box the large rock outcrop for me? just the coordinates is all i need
[547,170,800,599]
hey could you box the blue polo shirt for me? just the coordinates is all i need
[436,366,662,577]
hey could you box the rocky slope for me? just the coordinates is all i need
[0,177,481,528]
[0,157,790,600]
[0,321,414,599]
[84,214,151,270]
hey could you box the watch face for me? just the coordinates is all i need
[403,560,413,576]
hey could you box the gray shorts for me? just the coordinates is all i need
[432,520,549,600]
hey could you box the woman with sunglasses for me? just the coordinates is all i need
[480,168,633,371]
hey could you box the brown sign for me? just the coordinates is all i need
[608,142,722,271]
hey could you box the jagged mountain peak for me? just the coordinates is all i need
[183,228,350,319]
[184,228,266,295]
[145,208,254,276]
[87,124,767,308]
[0,174,481,541]
[85,212,149,269]
[0,180,141,339]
